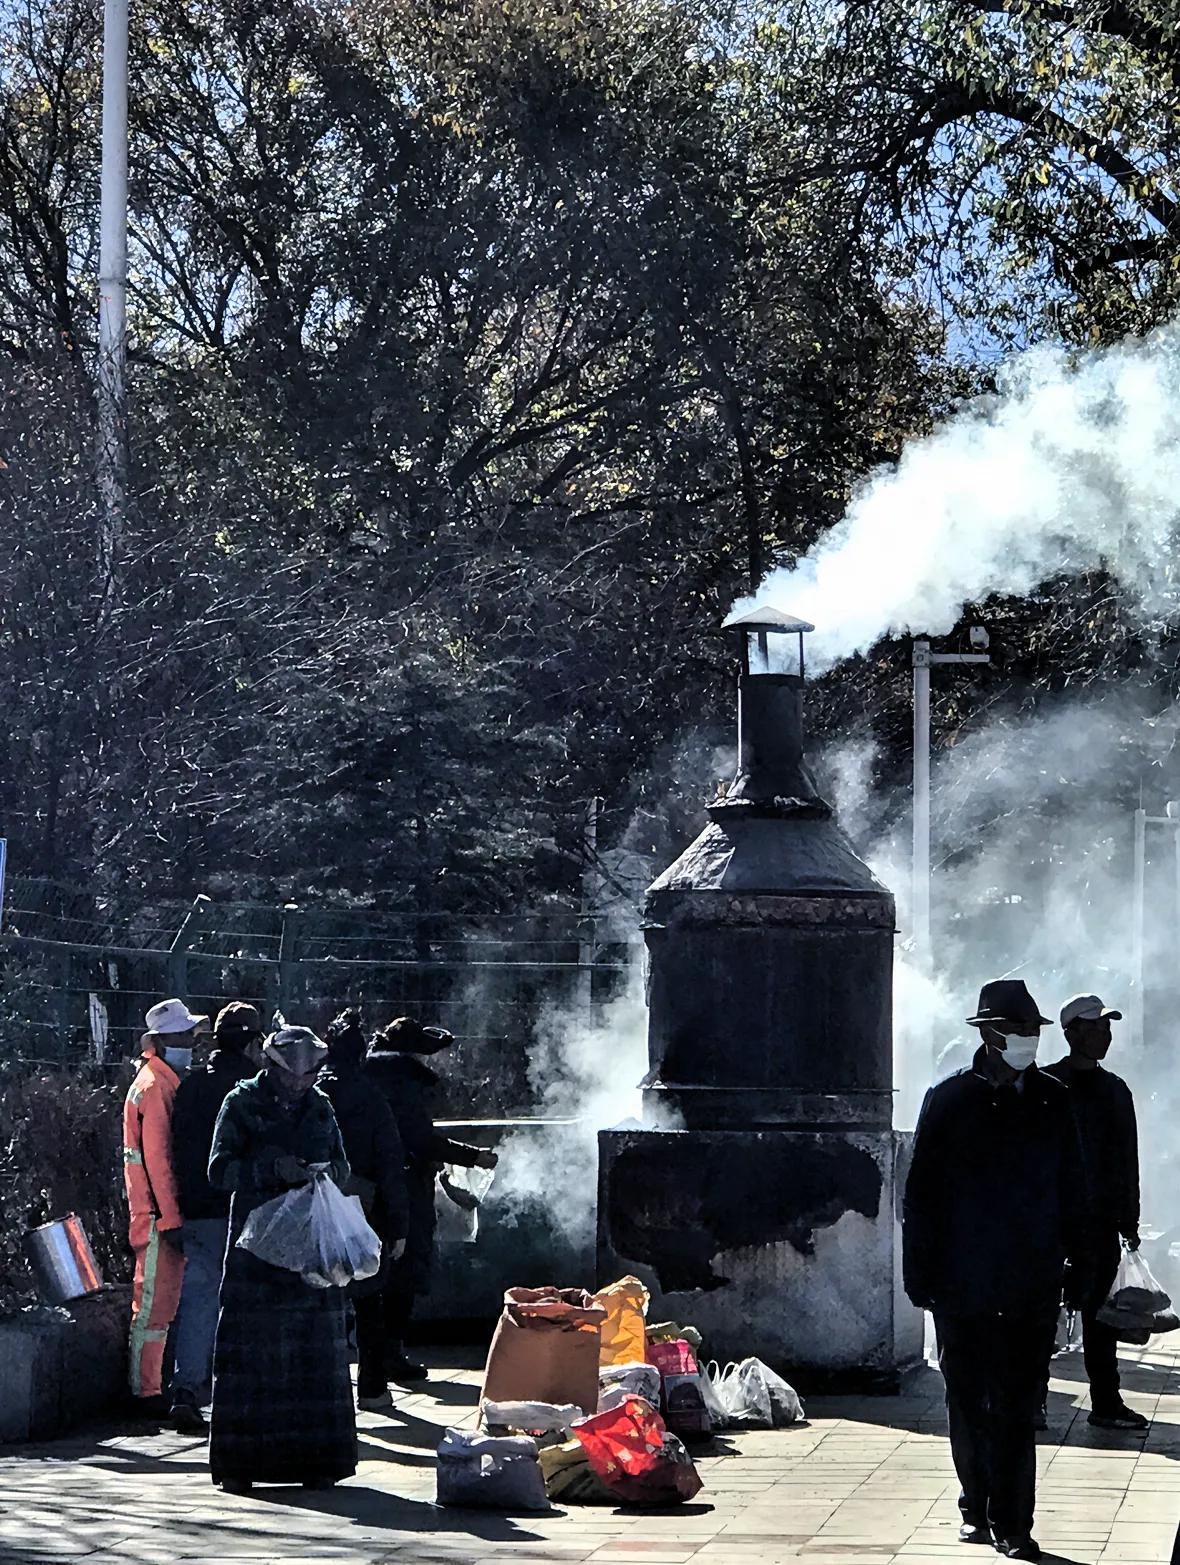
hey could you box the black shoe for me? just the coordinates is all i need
[219,1478,253,1494]
[302,1476,337,1490]
[1089,1403,1149,1430]
[994,1538,1040,1561]
[959,1521,993,1544]
[129,1393,169,1420]
[388,1352,427,1382]
[170,1397,207,1434]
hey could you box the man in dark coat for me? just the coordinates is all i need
[168,1002,263,1432]
[320,1010,410,1411]
[1043,994,1146,1431]
[365,1016,497,1382]
[904,979,1092,1563]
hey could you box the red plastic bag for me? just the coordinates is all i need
[573,1396,703,1504]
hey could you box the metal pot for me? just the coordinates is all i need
[23,1214,104,1305]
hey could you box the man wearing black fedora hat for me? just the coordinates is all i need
[904,978,1092,1562]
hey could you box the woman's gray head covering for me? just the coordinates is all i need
[264,1025,328,1075]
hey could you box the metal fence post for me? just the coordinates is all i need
[278,905,302,1015]
[168,894,209,997]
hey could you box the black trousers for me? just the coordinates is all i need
[1079,1309,1121,1411]
[935,1308,1058,1541]
[352,1277,415,1397]
[1041,1307,1122,1413]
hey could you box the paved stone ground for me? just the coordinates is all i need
[1,1340,1177,1565]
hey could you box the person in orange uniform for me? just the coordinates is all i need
[123,997,208,1411]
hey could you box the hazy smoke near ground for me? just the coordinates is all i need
[490,964,651,1248]
[734,327,1180,667]
[825,693,1180,1232]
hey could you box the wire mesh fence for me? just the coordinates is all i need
[0,877,641,1118]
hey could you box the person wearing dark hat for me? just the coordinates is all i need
[365,1017,497,1382]
[903,979,1092,1562]
[207,1025,355,1493]
[319,1009,410,1412]
[1042,995,1146,1432]
[167,1002,265,1432]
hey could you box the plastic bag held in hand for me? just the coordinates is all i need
[1096,1246,1179,1338]
[236,1167,382,1288]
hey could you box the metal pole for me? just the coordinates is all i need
[1132,805,1146,1051]
[912,641,932,971]
[578,797,601,1015]
[97,0,129,577]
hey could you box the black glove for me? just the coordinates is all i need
[273,1154,312,1186]
[1126,1231,1141,1252]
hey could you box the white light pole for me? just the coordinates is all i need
[911,632,992,975]
[1128,799,1180,1052]
[97,0,129,580]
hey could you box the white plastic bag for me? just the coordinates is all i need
[236,1168,382,1288]
[698,1362,732,1428]
[436,1428,550,1510]
[435,1163,497,1245]
[598,1361,661,1410]
[706,1358,804,1428]
[481,1400,582,1435]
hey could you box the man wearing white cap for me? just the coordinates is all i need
[122,997,208,1410]
[1043,995,1146,1431]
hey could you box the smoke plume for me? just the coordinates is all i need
[734,327,1180,667]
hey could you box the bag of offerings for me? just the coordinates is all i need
[436,1429,550,1511]
[573,1395,703,1504]
[236,1167,381,1288]
[482,1286,607,1417]
[593,1275,649,1367]
[1096,1248,1180,1340]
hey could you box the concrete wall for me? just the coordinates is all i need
[0,1285,130,1444]
[598,1127,923,1391]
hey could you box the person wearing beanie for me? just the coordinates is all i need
[207,1024,356,1493]
[319,1009,410,1412]
[167,1002,265,1432]
[123,997,208,1413]
[365,1017,497,1382]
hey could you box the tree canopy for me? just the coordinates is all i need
[0,0,1171,918]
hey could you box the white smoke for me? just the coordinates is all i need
[491,964,651,1247]
[734,327,1180,667]
[824,692,1180,1233]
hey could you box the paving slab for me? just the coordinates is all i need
[0,1342,1177,1563]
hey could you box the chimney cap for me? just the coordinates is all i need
[723,605,815,634]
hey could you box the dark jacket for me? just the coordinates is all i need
[1041,1058,1139,1239]
[364,1049,484,1289]
[171,1049,257,1221]
[208,1073,349,1243]
[318,1060,409,1293]
[903,1047,1092,1316]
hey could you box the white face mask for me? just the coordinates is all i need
[166,1046,193,1074]
[993,1030,1038,1072]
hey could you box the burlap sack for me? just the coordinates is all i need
[482,1286,607,1417]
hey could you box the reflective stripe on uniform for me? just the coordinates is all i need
[128,1224,160,1397]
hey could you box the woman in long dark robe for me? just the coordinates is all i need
[207,1025,357,1492]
